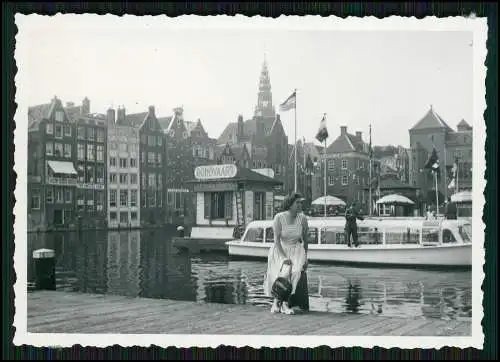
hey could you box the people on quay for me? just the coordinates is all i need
[425,205,435,220]
[444,197,457,220]
[344,201,364,248]
[263,192,310,315]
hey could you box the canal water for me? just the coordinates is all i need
[27,228,472,321]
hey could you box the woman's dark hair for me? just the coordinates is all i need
[283,192,304,211]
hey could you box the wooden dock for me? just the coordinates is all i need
[27,291,471,336]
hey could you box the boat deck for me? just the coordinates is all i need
[27,291,471,336]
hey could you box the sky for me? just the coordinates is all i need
[15,15,474,148]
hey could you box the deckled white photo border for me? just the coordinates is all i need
[12,13,487,349]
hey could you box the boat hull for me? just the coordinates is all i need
[226,242,472,268]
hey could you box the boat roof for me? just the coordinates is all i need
[244,218,470,230]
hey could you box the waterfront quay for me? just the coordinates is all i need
[28,291,471,336]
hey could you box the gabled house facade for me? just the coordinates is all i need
[160,107,195,224]
[106,106,141,228]
[73,112,107,228]
[324,126,372,212]
[116,106,166,226]
[27,97,80,231]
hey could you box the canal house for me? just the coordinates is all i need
[182,164,282,244]
[73,112,108,229]
[106,107,141,229]
[28,97,79,231]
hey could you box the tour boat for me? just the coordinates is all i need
[225,218,472,268]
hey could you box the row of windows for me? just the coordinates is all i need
[30,188,106,209]
[327,175,368,186]
[140,134,163,147]
[193,146,214,159]
[109,173,139,185]
[326,159,371,170]
[76,164,105,184]
[141,173,163,188]
[141,151,163,165]
[109,157,138,168]
[109,189,139,208]
[76,126,105,142]
[76,143,105,162]
[108,142,139,153]
[45,142,72,158]
[109,211,138,223]
[46,122,71,138]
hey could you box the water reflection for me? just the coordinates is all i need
[27,229,472,321]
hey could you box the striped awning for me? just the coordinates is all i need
[47,161,77,175]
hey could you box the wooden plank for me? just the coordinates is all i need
[27,291,472,336]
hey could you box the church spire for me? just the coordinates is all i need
[254,56,275,119]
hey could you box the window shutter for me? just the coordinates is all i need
[225,192,233,219]
[204,193,211,219]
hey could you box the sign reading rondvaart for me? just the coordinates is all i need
[194,164,238,180]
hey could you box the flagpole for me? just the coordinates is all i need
[303,136,306,198]
[294,89,297,193]
[369,124,372,216]
[435,170,439,215]
[444,144,448,202]
[324,139,327,217]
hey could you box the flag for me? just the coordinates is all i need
[451,159,458,178]
[279,91,296,112]
[424,147,440,177]
[315,113,329,143]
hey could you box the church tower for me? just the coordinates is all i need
[254,56,276,120]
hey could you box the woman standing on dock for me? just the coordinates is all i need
[263,192,310,315]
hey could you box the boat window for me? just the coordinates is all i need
[358,227,383,245]
[265,227,274,243]
[384,227,420,245]
[307,228,318,244]
[243,228,264,243]
[442,229,457,243]
[458,224,472,243]
[320,226,345,244]
[422,227,440,244]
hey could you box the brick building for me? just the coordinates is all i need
[324,126,374,213]
[73,112,107,228]
[409,105,473,207]
[27,97,79,231]
[116,106,166,227]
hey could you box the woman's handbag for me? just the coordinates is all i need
[271,262,293,302]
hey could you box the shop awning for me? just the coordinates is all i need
[47,161,77,175]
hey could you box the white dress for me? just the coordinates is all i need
[263,211,307,297]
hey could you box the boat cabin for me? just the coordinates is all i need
[239,218,472,247]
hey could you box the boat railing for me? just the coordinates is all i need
[238,220,469,246]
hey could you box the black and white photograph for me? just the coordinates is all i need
[13,14,486,349]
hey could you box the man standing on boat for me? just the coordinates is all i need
[345,202,364,248]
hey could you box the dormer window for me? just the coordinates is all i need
[55,111,64,122]
[169,129,175,138]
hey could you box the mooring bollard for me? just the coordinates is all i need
[33,248,56,291]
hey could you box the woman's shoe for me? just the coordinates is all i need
[270,300,281,314]
[280,303,295,315]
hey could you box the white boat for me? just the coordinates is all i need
[225,217,472,268]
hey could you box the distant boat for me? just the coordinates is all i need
[225,218,472,268]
